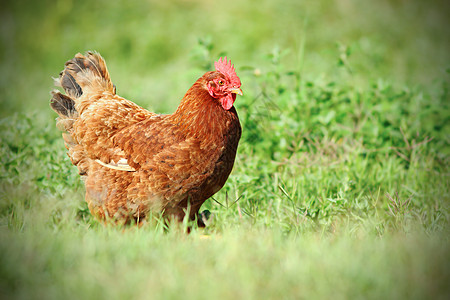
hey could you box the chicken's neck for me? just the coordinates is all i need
[170,82,239,140]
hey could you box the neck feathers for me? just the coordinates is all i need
[171,79,239,139]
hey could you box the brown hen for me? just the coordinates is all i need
[50,52,242,225]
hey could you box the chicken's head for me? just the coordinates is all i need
[207,57,243,110]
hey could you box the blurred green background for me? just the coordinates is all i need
[1,1,450,299]
[1,0,449,115]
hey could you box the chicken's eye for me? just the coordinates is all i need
[218,80,224,86]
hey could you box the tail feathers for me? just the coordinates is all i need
[50,90,77,117]
[51,51,114,132]
[50,51,114,176]
[51,50,114,120]
[50,91,88,175]
[50,91,78,131]
[55,51,116,99]
[58,72,82,98]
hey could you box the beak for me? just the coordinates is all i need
[230,87,243,96]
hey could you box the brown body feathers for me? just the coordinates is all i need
[50,51,242,225]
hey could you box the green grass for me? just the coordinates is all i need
[1,0,450,299]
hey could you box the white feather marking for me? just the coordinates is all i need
[95,159,136,172]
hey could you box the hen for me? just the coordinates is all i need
[50,51,242,226]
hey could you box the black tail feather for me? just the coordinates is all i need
[66,52,108,78]
[50,91,77,118]
[60,71,82,98]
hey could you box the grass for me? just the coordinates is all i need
[1,0,450,299]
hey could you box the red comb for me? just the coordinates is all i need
[214,57,241,87]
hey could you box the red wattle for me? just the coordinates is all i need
[220,94,235,110]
